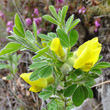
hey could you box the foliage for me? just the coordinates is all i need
[0,54,21,80]
[0,4,110,110]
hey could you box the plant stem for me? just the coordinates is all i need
[64,98,67,110]
[64,72,67,110]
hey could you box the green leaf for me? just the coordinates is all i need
[8,35,37,52]
[85,77,96,87]
[33,21,37,41]
[33,56,48,62]
[43,15,58,25]
[29,61,48,70]
[72,86,85,106]
[48,32,56,39]
[0,56,8,60]
[0,63,8,69]
[25,30,35,42]
[98,55,103,62]
[39,91,52,100]
[91,69,102,75]
[49,5,58,20]
[13,26,24,38]
[38,34,52,40]
[45,85,54,92]
[6,75,13,80]
[73,69,83,76]
[47,100,58,110]
[29,68,41,81]
[64,84,77,97]
[66,14,74,32]
[61,5,68,22]
[38,66,53,78]
[57,29,69,47]
[15,13,25,35]
[32,58,42,62]
[42,108,46,110]
[93,62,110,69]
[68,19,80,32]
[0,42,22,55]
[85,85,93,98]
[90,73,99,79]
[82,86,88,99]
[58,9,62,21]
[69,29,78,47]
[48,99,64,110]
[71,73,77,81]
[32,47,49,59]
[66,104,74,110]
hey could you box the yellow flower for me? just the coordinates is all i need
[20,73,54,92]
[50,38,65,57]
[74,37,102,72]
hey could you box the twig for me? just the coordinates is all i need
[93,102,102,110]
[92,80,110,88]
[0,96,6,105]
[31,92,37,102]
[7,95,12,110]
[94,15,110,18]
[93,97,110,110]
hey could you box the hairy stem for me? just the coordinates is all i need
[64,73,67,110]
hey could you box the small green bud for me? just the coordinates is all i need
[61,63,71,73]
[66,51,77,66]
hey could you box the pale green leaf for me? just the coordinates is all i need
[69,29,78,47]
[0,42,22,55]
[68,19,80,32]
[43,15,58,24]
[15,13,25,35]
[49,5,58,20]
[57,29,69,47]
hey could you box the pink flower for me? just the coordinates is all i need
[25,18,32,26]
[94,19,100,32]
[95,20,100,27]
[0,11,6,20]
[33,17,42,26]
[34,8,39,16]
[56,0,64,4]
[78,6,86,14]
[0,38,7,42]
[6,21,14,33]
[7,21,13,27]
[31,13,34,17]
[94,28,98,32]
[56,8,59,13]
[37,28,42,34]
[6,27,13,33]
[51,24,54,29]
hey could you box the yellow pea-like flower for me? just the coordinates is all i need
[73,37,102,72]
[50,38,65,57]
[20,73,54,92]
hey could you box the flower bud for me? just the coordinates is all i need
[61,63,72,73]
[66,51,77,66]
[50,38,65,58]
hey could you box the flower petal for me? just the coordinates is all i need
[20,73,47,88]
[74,47,92,69]
[29,86,43,92]
[50,38,65,57]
